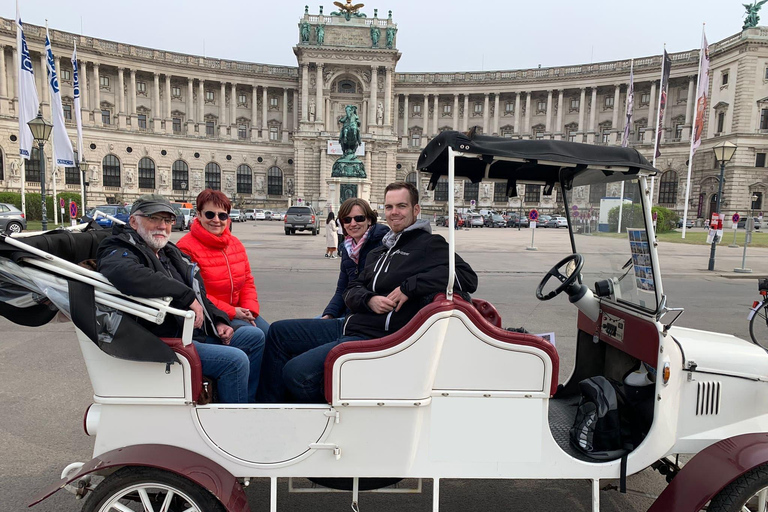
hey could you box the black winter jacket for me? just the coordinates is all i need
[96,224,230,340]
[322,223,389,319]
[342,223,477,339]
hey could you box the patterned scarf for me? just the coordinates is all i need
[344,225,373,264]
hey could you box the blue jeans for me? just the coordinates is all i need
[256,318,364,403]
[231,315,270,400]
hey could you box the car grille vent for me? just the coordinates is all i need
[696,381,721,415]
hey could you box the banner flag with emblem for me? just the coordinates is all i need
[45,26,75,166]
[71,43,83,163]
[15,1,39,160]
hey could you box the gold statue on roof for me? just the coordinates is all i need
[331,0,366,21]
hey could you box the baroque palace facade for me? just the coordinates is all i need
[0,8,766,219]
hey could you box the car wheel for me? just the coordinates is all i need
[707,463,768,512]
[81,467,225,512]
[291,229,296,235]
[313,228,318,236]
[285,229,290,235]
[5,222,22,234]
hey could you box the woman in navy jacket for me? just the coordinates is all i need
[321,198,389,319]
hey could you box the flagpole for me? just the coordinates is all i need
[17,39,24,216]
[72,42,85,217]
[650,44,666,207]
[682,25,706,239]
[618,59,634,233]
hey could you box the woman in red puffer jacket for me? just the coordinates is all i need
[177,190,269,340]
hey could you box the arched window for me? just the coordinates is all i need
[338,80,356,94]
[102,154,121,187]
[434,176,448,202]
[752,192,763,211]
[205,162,221,190]
[464,181,479,203]
[25,147,41,182]
[172,160,189,191]
[658,170,678,205]
[405,172,417,188]
[237,164,252,194]
[138,157,155,190]
[267,166,283,195]
[493,182,508,203]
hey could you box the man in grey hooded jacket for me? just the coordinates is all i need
[257,182,477,403]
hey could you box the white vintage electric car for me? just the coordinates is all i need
[3,131,768,512]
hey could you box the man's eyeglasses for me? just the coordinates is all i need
[203,211,229,221]
[136,214,176,225]
[342,215,367,224]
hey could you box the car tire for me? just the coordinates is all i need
[707,463,768,512]
[5,222,23,234]
[285,229,290,235]
[313,228,318,236]
[81,467,225,512]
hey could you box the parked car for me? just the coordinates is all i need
[254,209,266,220]
[677,218,695,229]
[485,214,506,228]
[435,215,448,227]
[468,214,485,228]
[178,208,194,229]
[263,210,274,220]
[737,217,762,230]
[171,206,185,231]
[0,202,26,234]
[506,213,530,228]
[82,205,130,228]
[284,205,320,235]
[229,209,242,223]
[244,209,256,221]
[546,216,568,228]
[271,211,284,221]
[537,215,552,227]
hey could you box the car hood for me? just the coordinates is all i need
[668,325,768,381]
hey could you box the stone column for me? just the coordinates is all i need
[129,69,136,131]
[611,84,621,144]
[463,94,469,131]
[433,94,439,134]
[186,77,194,134]
[683,75,695,140]
[645,81,656,144]
[402,94,409,147]
[262,86,268,136]
[523,92,532,138]
[229,83,236,135]
[422,95,429,139]
[39,54,49,118]
[153,73,162,133]
[117,68,125,128]
[293,89,298,132]
[393,94,399,135]
[301,64,309,122]
[545,90,553,134]
[370,66,378,128]
[93,63,101,127]
[216,82,225,137]
[166,75,172,123]
[282,88,289,142]
[384,67,392,125]
[315,64,324,126]
[577,88,586,139]
[555,89,564,139]
[482,93,489,134]
[251,85,258,141]
[493,93,500,135]
[587,87,597,143]
[453,94,459,131]
[198,80,205,133]
[10,47,17,115]
[514,92,521,136]
[80,61,88,112]
[0,46,7,114]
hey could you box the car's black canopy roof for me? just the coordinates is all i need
[416,131,658,195]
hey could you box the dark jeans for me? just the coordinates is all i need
[256,318,364,403]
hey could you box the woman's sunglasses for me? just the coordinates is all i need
[342,215,367,224]
[203,211,229,221]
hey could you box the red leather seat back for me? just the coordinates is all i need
[472,298,502,328]
[160,338,203,403]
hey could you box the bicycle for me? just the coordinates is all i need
[748,278,768,345]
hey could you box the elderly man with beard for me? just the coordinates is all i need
[96,194,264,403]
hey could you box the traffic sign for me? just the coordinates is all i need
[529,209,539,221]
[572,205,579,212]
[470,199,476,207]
[733,213,740,223]
[69,202,78,219]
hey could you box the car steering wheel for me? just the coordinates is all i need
[536,253,585,301]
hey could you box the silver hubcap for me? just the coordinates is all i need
[740,487,768,512]
[98,482,201,512]
[8,223,20,232]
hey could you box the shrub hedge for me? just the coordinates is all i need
[0,191,83,221]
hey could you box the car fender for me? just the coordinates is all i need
[29,444,250,512]
[647,433,768,512]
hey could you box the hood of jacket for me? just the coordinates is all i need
[382,218,431,249]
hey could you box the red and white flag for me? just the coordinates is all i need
[691,31,710,156]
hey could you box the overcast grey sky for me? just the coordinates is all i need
[9,0,750,72]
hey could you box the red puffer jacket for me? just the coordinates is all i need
[177,219,260,319]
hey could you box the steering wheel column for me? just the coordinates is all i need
[536,253,600,322]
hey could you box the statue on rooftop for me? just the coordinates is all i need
[743,0,768,29]
[300,20,311,43]
[315,23,325,45]
[386,25,397,49]
[331,0,366,21]
[370,24,380,47]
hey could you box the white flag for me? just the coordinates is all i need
[45,27,75,166]
[621,60,634,148]
[71,43,83,162]
[16,2,39,159]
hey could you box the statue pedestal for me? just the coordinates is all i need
[326,177,371,212]
[331,155,366,179]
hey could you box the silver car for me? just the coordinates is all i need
[0,203,27,234]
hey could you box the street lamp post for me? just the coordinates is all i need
[73,148,88,215]
[708,141,738,271]
[27,110,53,231]
[180,181,187,204]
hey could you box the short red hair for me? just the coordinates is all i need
[195,189,231,213]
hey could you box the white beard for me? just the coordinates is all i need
[136,224,170,251]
